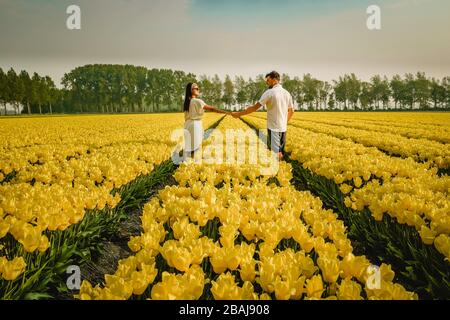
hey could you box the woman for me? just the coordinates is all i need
[183,82,229,160]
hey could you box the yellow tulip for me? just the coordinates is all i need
[172,249,192,272]
[337,278,362,300]
[353,176,363,188]
[434,234,450,261]
[20,226,42,253]
[379,264,395,282]
[258,242,275,258]
[259,293,272,300]
[97,288,124,300]
[288,275,306,300]
[210,250,228,274]
[258,259,276,293]
[0,256,6,272]
[340,253,370,282]
[0,256,26,281]
[76,280,95,300]
[104,274,133,300]
[151,273,181,300]
[130,264,157,296]
[38,235,50,252]
[0,219,10,239]
[391,283,418,300]
[240,261,256,282]
[128,236,142,253]
[274,279,291,300]
[317,257,340,284]
[297,254,316,279]
[211,272,240,300]
[340,184,353,195]
[241,281,258,300]
[306,275,324,299]
[419,225,436,245]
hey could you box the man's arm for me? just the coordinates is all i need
[287,105,294,122]
[232,102,262,118]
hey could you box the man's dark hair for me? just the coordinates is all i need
[265,71,280,81]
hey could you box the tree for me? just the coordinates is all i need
[415,72,431,109]
[282,74,301,110]
[347,74,361,110]
[234,76,248,108]
[430,78,445,109]
[31,73,45,114]
[403,73,416,109]
[0,68,7,115]
[390,74,404,110]
[222,75,234,109]
[247,75,266,104]
[19,70,33,114]
[333,75,349,110]
[7,68,22,114]
[327,94,336,110]
[359,82,373,110]
[443,77,450,109]
[211,74,223,107]
[45,76,57,114]
[301,74,320,110]
[370,75,390,110]
[199,75,215,106]
[318,81,331,110]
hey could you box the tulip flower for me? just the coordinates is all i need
[0,256,26,281]
[306,275,324,299]
[337,278,362,300]
[104,274,133,300]
[419,225,436,245]
[434,234,450,261]
[317,256,340,284]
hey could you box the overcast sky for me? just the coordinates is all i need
[0,0,449,87]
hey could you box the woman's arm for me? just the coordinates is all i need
[204,105,229,114]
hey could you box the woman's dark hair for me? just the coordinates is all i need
[183,83,193,112]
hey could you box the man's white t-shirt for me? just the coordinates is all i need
[258,84,293,132]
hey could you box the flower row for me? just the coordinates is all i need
[244,115,450,261]
[269,112,450,144]
[0,114,222,281]
[77,116,417,300]
[281,117,450,168]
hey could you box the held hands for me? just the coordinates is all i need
[221,110,242,118]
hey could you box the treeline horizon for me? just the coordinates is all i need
[0,64,449,115]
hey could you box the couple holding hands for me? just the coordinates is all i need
[183,71,295,161]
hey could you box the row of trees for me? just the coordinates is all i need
[1,64,449,115]
[61,65,197,113]
[0,68,58,115]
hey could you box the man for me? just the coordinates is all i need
[232,71,294,160]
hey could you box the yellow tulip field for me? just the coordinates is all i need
[0,112,449,300]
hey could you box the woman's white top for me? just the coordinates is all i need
[184,98,206,121]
